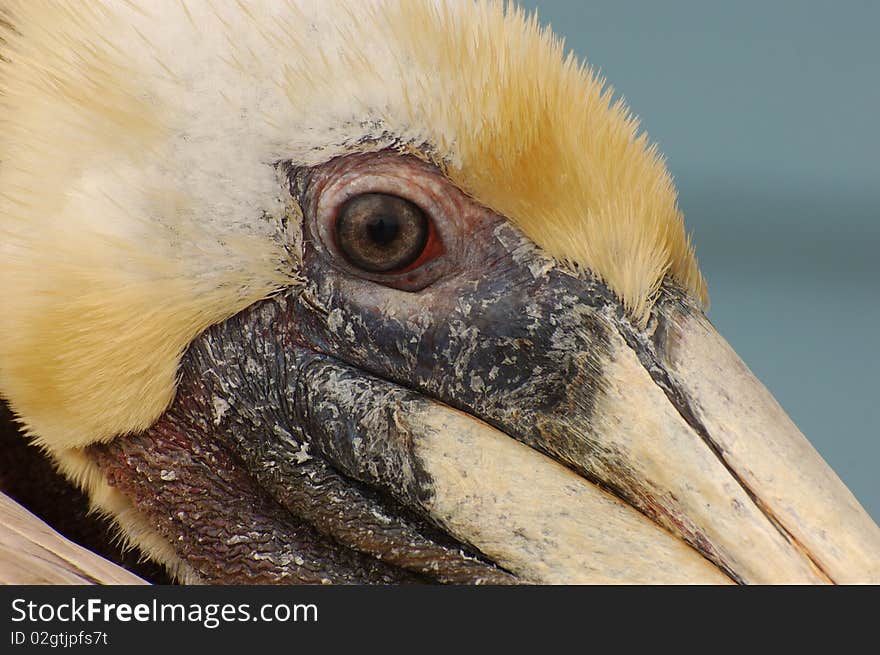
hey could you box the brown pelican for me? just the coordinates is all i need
[0,0,878,584]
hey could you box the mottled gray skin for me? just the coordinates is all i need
[91,396,419,584]
[92,151,723,584]
[156,299,515,584]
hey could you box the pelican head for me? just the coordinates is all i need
[1,0,878,584]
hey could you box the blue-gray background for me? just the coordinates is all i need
[522,0,879,520]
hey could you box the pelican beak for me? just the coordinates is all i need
[627,296,880,584]
[284,223,880,584]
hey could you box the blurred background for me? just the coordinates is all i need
[522,0,879,520]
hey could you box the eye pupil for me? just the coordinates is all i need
[335,193,429,273]
[366,214,400,246]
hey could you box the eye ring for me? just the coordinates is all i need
[335,193,429,273]
[308,153,457,291]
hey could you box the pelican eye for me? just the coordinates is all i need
[335,193,429,273]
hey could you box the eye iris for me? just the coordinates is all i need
[336,193,429,273]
